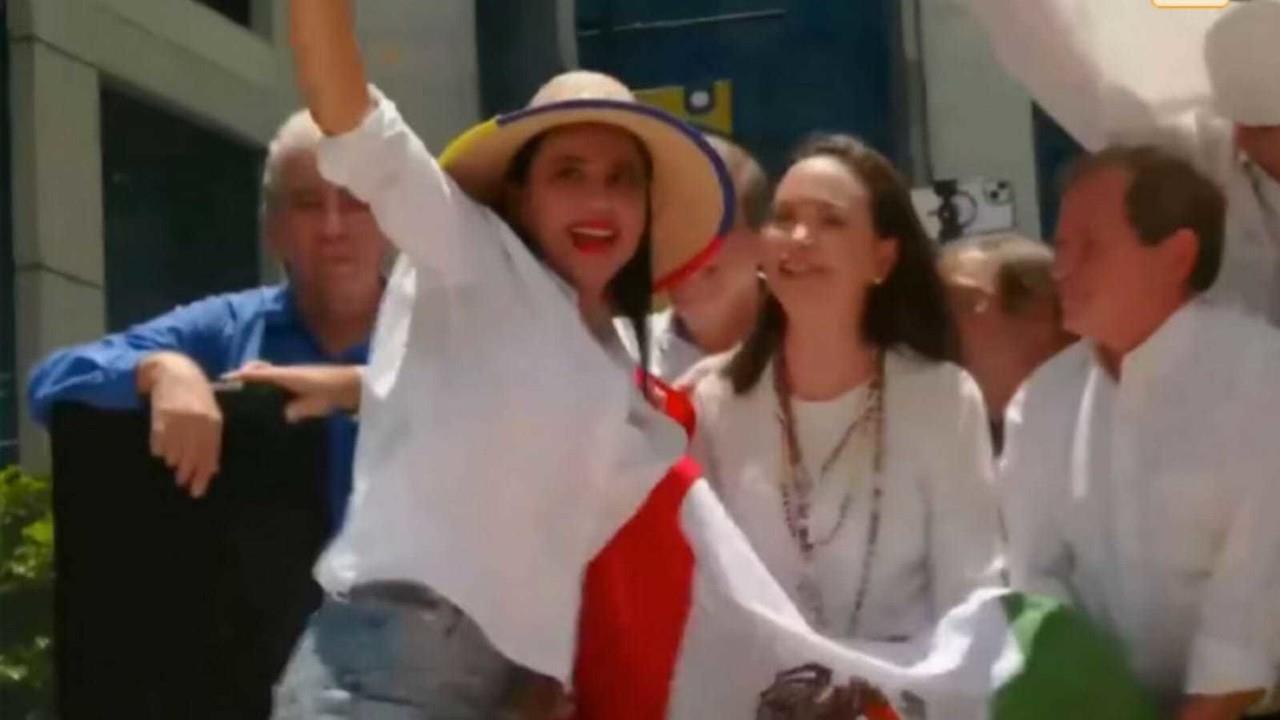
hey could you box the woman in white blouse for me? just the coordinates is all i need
[688,134,1004,648]
[272,1,733,717]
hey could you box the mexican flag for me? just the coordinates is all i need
[959,0,1221,152]
[570,456,1156,719]
[390,376,1156,718]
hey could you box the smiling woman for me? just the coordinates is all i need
[686,132,1000,657]
[273,1,732,716]
[726,133,955,396]
[502,121,653,334]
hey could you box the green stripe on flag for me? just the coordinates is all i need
[992,593,1158,720]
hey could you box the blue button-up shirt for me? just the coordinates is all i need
[28,284,367,529]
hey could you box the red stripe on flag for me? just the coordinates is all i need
[573,457,702,719]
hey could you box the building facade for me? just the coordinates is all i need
[2,0,1063,472]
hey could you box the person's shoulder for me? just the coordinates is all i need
[188,284,283,310]
[128,285,282,328]
[1189,301,1280,389]
[1029,340,1092,388]
[1007,341,1092,429]
[680,351,735,400]
[884,348,977,405]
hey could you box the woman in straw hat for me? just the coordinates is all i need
[267,1,732,717]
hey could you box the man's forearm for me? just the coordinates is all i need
[137,351,203,395]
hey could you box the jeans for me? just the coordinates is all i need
[272,583,518,719]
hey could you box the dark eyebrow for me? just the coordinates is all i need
[546,153,587,166]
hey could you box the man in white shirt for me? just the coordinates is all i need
[1002,145,1280,719]
[652,135,767,382]
[964,0,1280,325]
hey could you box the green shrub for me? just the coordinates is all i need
[0,466,55,719]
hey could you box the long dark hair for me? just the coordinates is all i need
[504,130,654,371]
[726,134,956,394]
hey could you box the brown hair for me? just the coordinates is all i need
[939,233,1058,318]
[1064,145,1225,292]
[725,134,957,394]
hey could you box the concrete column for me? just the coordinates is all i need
[9,41,107,470]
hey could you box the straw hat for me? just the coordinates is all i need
[1205,0,1280,126]
[439,71,734,290]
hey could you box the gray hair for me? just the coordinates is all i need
[260,109,325,222]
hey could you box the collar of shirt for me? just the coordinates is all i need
[1090,301,1202,403]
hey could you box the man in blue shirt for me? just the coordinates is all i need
[28,110,389,529]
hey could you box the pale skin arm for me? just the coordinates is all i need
[222,362,362,422]
[289,0,371,136]
[137,352,223,499]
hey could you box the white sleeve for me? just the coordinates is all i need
[959,0,1222,161]
[1184,417,1280,696]
[315,87,505,287]
[928,372,1006,618]
[1000,383,1075,603]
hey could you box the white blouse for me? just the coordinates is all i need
[310,90,687,678]
[649,309,707,383]
[1002,301,1280,705]
[688,350,1004,646]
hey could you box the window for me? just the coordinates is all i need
[100,87,263,331]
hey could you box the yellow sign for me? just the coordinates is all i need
[635,80,733,136]
[1151,0,1231,7]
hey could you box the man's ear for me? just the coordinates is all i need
[1162,227,1200,291]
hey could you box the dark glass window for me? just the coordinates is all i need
[100,87,263,330]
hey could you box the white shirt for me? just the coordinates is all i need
[649,308,706,383]
[1002,301,1280,705]
[688,350,1004,645]
[963,0,1280,325]
[311,90,687,677]
[614,309,706,383]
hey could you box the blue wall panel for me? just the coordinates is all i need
[576,0,901,175]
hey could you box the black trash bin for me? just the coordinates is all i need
[50,385,330,719]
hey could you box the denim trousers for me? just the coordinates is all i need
[272,583,519,719]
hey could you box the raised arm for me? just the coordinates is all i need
[287,0,502,285]
[289,0,370,136]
